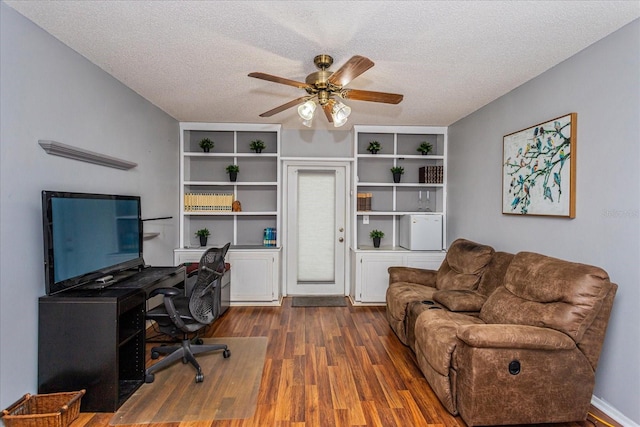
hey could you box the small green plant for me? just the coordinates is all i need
[369,229,385,239]
[367,141,381,153]
[226,164,240,173]
[249,139,266,152]
[195,228,210,237]
[199,138,214,151]
[417,142,433,155]
[390,166,405,174]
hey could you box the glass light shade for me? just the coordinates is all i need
[332,101,351,127]
[302,118,313,128]
[298,100,316,120]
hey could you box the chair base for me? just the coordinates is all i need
[145,338,230,383]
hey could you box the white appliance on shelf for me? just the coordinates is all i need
[399,214,443,250]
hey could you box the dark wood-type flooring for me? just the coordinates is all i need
[74,297,619,427]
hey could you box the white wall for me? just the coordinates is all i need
[281,129,352,158]
[0,3,179,407]
[448,19,639,423]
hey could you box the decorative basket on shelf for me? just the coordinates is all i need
[1,390,85,427]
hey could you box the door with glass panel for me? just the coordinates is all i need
[286,165,347,295]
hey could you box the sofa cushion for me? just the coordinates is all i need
[433,290,487,312]
[476,251,514,297]
[480,252,611,342]
[436,239,495,291]
[386,282,437,344]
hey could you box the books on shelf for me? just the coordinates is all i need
[357,192,372,211]
[184,192,233,212]
[419,166,444,184]
[263,227,277,247]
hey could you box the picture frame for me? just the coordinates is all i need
[502,113,577,218]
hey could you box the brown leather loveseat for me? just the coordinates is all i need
[386,239,617,426]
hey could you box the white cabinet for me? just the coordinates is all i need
[228,250,280,304]
[174,248,281,305]
[349,125,447,305]
[353,125,447,249]
[179,122,281,248]
[177,123,282,305]
[351,249,446,304]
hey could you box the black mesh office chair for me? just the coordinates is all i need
[145,243,231,383]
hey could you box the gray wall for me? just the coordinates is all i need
[448,19,639,423]
[0,3,179,407]
[281,129,352,157]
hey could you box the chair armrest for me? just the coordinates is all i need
[433,290,486,312]
[457,324,575,350]
[149,287,182,298]
[388,266,437,287]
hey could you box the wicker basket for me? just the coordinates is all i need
[1,390,85,427]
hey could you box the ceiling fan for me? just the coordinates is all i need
[248,54,403,127]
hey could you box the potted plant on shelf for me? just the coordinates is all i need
[199,138,214,153]
[417,141,433,155]
[226,164,240,182]
[367,141,381,154]
[370,229,384,248]
[250,139,266,153]
[195,228,210,247]
[390,166,405,183]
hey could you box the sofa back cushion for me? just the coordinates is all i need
[476,251,514,297]
[436,239,495,291]
[480,252,612,342]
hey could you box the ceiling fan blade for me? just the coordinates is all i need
[259,96,309,117]
[327,55,374,87]
[248,72,311,90]
[341,89,404,104]
[322,101,334,123]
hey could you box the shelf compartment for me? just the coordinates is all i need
[185,130,234,154]
[356,133,395,155]
[237,215,278,247]
[184,216,234,248]
[357,215,395,248]
[236,131,279,155]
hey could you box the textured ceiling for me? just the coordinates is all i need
[5,1,639,130]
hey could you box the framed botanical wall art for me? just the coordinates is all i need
[502,113,576,218]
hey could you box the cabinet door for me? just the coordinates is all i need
[405,252,446,271]
[228,252,278,302]
[358,253,405,303]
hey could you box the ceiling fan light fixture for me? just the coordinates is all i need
[332,100,351,127]
[297,100,316,120]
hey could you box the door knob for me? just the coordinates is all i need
[338,237,344,242]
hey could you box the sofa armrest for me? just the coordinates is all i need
[388,266,437,287]
[433,290,486,312]
[457,324,575,350]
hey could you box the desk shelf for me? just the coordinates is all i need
[37,266,186,412]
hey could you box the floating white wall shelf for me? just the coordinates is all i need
[38,140,137,170]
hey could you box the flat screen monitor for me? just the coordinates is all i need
[42,191,144,295]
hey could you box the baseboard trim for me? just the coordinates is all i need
[592,395,638,427]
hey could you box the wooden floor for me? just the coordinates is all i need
[74,297,618,427]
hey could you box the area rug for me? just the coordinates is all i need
[291,296,348,307]
[110,337,267,425]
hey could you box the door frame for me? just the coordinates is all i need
[281,159,351,297]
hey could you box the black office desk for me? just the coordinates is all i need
[38,266,185,412]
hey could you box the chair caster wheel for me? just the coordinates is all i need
[151,351,160,359]
[195,373,204,383]
[223,349,231,358]
[194,338,203,345]
[182,357,188,364]
[145,374,155,383]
